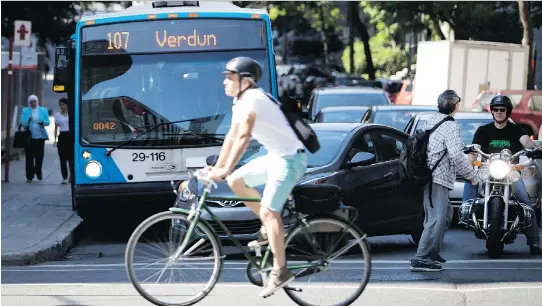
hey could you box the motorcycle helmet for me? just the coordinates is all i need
[489,95,513,122]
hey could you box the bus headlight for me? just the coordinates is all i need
[85,161,102,178]
[489,160,509,179]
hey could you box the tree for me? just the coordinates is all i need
[2,2,124,48]
[519,0,535,89]
[349,1,375,80]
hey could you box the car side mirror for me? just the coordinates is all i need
[347,152,375,168]
[206,154,219,166]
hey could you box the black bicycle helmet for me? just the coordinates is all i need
[489,95,513,113]
[437,89,461,115]
[223,57,262,83]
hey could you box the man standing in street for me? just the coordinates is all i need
[410,90,478,272]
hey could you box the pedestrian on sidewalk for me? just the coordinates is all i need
[54,98,73,184]
[20,94,50,183]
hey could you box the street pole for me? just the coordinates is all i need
[4,38,14,182]
[18,46,23,118]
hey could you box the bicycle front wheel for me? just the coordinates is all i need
[284,215,371,306]
[125,211,223,306]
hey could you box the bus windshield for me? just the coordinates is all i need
[79,19,271,147]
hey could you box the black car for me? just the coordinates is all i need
[181,123,425,243]
[362,105,437,131]
[314,106,370,123]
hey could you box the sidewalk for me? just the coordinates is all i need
[1,117,83,266]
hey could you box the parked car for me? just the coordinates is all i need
[306,87,391,122]
[314,106,370,123]
[176,123,426,243]
[404,112,541,222]
[362,105,437,131]
[472,89,542,139]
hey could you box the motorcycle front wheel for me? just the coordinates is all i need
[486,197,505,258]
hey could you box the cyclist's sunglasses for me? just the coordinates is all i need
[492,107,507,113]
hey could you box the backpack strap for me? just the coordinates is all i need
[428,116,454,134]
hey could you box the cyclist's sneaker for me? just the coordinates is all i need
[259,267,295,298]
[248,231,268,248]
[409,259,442,272]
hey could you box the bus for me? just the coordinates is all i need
[52,1,278,219]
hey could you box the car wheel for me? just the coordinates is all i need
[411,227,423,246]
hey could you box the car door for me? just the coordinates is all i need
[373,129,423,231]
[334,128,410,234]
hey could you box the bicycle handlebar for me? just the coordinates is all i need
[192,168,218,189]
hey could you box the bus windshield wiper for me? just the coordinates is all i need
[162,132,225,142]
[105,116,223,156]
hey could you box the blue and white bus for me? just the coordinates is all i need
[52,1,277,219]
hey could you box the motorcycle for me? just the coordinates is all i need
[459,144,542,258]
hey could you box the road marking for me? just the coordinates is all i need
[5,258,542,269]
[3,283,542,293]
[3,267,542,272]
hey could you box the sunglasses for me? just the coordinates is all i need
[492,108,507,113]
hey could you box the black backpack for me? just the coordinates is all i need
[398,116,454,206]
[263,92,320,153]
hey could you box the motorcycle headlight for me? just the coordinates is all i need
[508,170,521,182]
[489,160,510,180]
[521,165,536,179]
[478,166,489,180]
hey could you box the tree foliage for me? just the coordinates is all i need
[1,2,125,48]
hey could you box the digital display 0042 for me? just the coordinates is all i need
[81,18,267,54]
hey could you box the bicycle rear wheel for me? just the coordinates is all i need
[284,215,371,306]
[125,211,223,306]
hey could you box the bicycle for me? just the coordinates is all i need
[125,168,371,306]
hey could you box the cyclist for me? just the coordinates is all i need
[208,57,308,297]
[463,95,542,255]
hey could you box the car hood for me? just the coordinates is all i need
[194,166,332,199]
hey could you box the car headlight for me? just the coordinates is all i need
[298,175,329,185]
[85,161,102,178]
[179,177,198,201]
[489,160,510,180]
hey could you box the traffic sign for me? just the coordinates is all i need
[14,20,32,47]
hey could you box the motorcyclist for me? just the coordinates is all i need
[463,95,542,255]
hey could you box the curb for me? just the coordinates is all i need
[1,214,84,266]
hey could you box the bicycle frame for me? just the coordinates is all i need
[168,184,319,276]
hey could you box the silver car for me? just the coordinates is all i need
[404,112,541,221]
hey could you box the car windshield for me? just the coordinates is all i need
[79,50,271,146]
[318,109,367,123]
[373,109,435,130]
[238,130,349,168]
[317,92,388,111]
[416,118,493,144]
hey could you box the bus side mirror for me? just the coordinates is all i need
[53,46,70,93]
